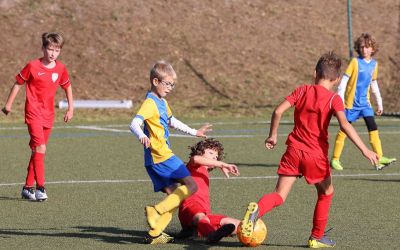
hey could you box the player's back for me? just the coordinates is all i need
[286,84,343,156]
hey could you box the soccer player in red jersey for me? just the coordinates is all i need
[178,139,240,244]
[2,32,74,201]
[239,52,379,248]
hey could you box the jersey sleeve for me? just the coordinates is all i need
[331,94,345,113]
[285,85,305,106]
[344,58,357,77]
[372,61,378,81]
[59,65,71,90]
[15,63,31,85]
[135,98,157,121]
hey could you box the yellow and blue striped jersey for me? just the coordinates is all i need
[135,92,173,165]
[343,57,378,109]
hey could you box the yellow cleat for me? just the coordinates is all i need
[308,236,336,248]
[240,202,259,237]
[145,206,161,229]
[330,160,343,171]
[143,232,174,244]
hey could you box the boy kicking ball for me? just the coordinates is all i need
[239,52,378,248]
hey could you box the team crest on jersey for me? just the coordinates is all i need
[51,73,59,83]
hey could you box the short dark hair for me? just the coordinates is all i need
[189,138,224,161]
[315,51,342,81]
[42,32,64,49]
[354,33,378,56]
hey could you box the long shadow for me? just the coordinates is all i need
[0,196,26,201]
[0,227,143,244]
[267,243,308,248]
[349,178,400,183]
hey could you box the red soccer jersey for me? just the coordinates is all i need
[180,161,211,214]
[285,84,344,156]
[16,59,71,127]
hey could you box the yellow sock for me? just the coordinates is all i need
[369,130,383,158]
[148,208,177,237]
[155,185,190,214]
[332,130,346,161]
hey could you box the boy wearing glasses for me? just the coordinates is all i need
[129,60,212,244]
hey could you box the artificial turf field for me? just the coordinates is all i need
[0,117,399,250]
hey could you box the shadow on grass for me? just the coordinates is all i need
[349,178,400,183]
[0,196,26,201]
[267,243,308,248]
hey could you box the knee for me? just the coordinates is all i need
[35,144,46,154]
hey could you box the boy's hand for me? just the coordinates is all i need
[2,107,10,115]
[220,163,240,178]
[140,136,151,148]
[363,149,379,167]
[265,135,277,149]
[376,109,383,116]
[196,123,212,138]
[64,109,74,122]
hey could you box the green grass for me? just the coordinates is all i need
[0,117,399,249]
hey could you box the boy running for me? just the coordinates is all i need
[129,60,211,244]
[239,52,378,248]
[331,33,396,170]
[2,32,74,201]
[178,139,240,244]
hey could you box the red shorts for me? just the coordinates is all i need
[179,203,226,228]
[278,146,330,184]
[28,124,52,149]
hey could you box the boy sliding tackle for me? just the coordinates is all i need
[240,52,378,248]
[129,60,211,244]
[178,139,240,244]
[331,33,396,170]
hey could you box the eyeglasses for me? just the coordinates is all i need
[159,80,175,89]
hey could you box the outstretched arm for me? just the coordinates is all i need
[2,83,22,115]
[169,116,212,138]
[265,100,292,149]
[191,155,239,178]
[63,85,74,122]
[336,111,379,166]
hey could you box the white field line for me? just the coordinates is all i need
[0,172,399,187]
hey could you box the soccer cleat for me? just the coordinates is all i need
[207,223,236,244]
[308,235,336,248]
[35,187,48,201]
[330,160,343,171]
[376,156,397,170]
[240,202,259,237]
[143,232,174,244]
[145,206,161,229]
[21,187,36,201]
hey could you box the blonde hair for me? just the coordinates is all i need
[42,32,64,49]
[354,33,378,56]
[150,60,177,84]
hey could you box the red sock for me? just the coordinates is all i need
[311,192,333,239]
[33,152,45,187]
[257,192,284,218]
[197,218,215,237]
[25,155,35,187]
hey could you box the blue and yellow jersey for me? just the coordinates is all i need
[135,92,173,165]
[343,57,378,110]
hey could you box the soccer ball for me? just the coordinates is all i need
[237,219,267,247]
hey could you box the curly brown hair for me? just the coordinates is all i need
[189,138,224,161]
[354,33,378,56]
